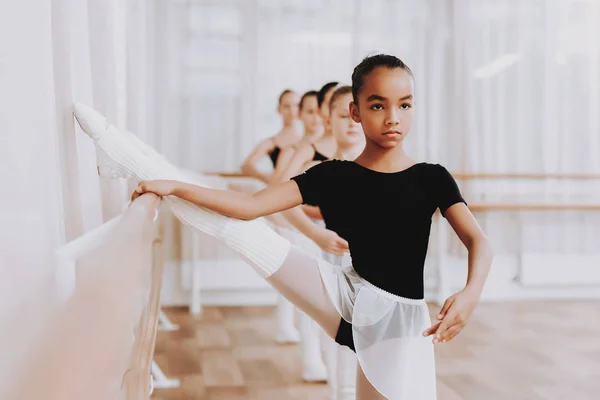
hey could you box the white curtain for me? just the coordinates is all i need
[166,0,446,171]
[451,0,600,257]
[168,0,599,172]
[0,0,159,396]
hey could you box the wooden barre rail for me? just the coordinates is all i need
[204,171,249,178]
[204,171,600,180]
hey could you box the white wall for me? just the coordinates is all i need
[0,0,157,395]
[0,0,70,393]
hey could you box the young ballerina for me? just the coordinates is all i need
[130,54,493,399]
[268,90,328,378]
[270,89,324,174]
[262,92,331,379]
[279,85,365,384]
[270,82,339,185]
[299,85,364,399]
[240,89,302,183]
[245,89,330,348]
[302,86,364,173]
[297,85,364,399]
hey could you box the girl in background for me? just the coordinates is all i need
[295,85,364,399]
[241,89,301,183]
[282,86,366,385]
[270,82,339,184]
[239,89,325,346]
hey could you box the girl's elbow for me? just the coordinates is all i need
[467,233,492,251]
[238,210,258,221]
[240,162,253,175]
[478,235,494,260]
[238,201,262,220]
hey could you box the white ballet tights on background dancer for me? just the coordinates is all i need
[321,252,357,400]
[276,227,328,382]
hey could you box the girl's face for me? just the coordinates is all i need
[320,86,338,122]
[329,93,364,148]
[299,95,322,133]
[350,67,414,149]
[278,91,300,125]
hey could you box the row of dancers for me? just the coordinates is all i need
[241,83,367,391]
[121,53,494,399]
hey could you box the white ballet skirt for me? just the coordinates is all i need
[317,253,437,400]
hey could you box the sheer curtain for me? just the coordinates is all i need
[454,0,600,175]
[171,0,599,177]
[0,0,159,397]
[172,0,455,172]
[451,0,600,261]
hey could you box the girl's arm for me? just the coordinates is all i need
[281,206,348,254]
[240,138,276,183]
[297,160,324,219]
[422,203,493,343]
[445,204,493,296]
[302,205,323,220]
[271,146,296,178]
[278,158,344,251]
[133,179,348,254]
[133,180,302,220]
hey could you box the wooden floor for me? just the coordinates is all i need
[152,301,600,400]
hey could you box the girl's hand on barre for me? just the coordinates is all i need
[131,180,178,201]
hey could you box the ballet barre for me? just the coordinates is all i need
[51,193,164,399]
[204,171,249,178]
[434,200,600,305]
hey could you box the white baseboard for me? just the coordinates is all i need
[428,254,600,302]
[195,288,278,306]
[519,253,600,285]
[178,259,270,291]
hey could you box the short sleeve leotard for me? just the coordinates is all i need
[268,146,281,166]
[291,159,466,350]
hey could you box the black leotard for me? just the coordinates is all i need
[292,160,466,300]
[268,146,281,166]
[311,143,329,161]
[271,143,328,168]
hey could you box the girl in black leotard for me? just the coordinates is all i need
[241,89,331,379]
[271,90,324,174]
[135,54,493,399]
[240,89,302,183]
[270,82,340,184]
